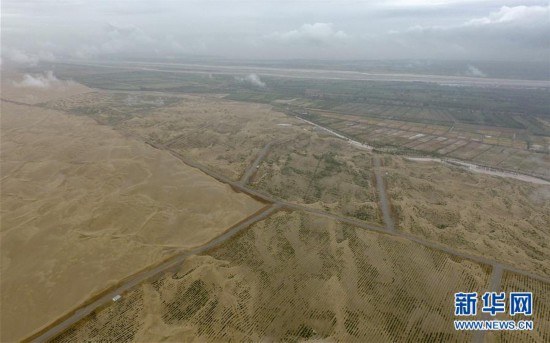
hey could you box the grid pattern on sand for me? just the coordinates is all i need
[486,271,550,342]
[51,211,490,342]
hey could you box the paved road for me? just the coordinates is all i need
[26,136,550,343]
[156,141,391,234]
[283,202,388,234]
[373,156,396,232]
[238,140,278,186]
[27,204,281,343]
[19,100,550,342]
[472,264,504,343]
[138,138,550,286]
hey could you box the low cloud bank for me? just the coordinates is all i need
[2,48,55,66]
[390,5,549,61]
[14,71,66,88]
[268,23,349,46]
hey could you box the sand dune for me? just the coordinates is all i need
[0,100,262,342]
[51,211,491,342]
[384,156,550,278]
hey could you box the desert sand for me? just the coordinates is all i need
[114,94,307,181]
[0,98,262,341]
[51,211,491,342]
[487,271,550,342]
[383,156,550,278]
[3,73,549,342]
[251,131,383,224]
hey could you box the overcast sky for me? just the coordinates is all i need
[1,0,549,63]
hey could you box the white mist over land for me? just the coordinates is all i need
[1,0,549,64]
[466,65,487,77]
[236,74,267,88]
[12,71,77,89]
[14,71,61,88]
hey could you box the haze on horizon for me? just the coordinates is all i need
[1,0,549,66]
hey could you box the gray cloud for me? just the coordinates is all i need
[268,23,349,46]
[3,48,55,66]
[71,22,185,59]
[392,4,550,60]
[0,1,548,62]
[464,4,549,26]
